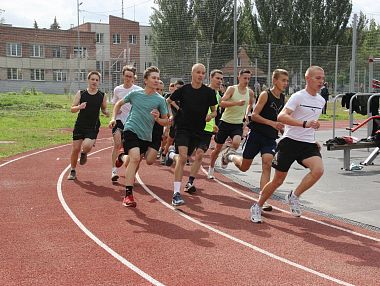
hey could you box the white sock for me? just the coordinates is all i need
[209,166,214,172]
[169,151,176,160]
[112,167,117,172]
[173,181,181,194]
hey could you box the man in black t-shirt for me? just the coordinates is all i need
[224,69,289,211]
[166,63,218,206]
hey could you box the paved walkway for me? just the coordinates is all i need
[218,125,380,230]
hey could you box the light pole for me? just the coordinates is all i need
[233,0,237,85]
[309,10,312,67]
[77,0,83,89]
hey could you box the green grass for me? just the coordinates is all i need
[0,92,110,159]
[0,92,368,159]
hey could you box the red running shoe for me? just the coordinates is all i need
[115,153,124,168]
[122,194,136,208]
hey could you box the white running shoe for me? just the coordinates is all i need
[250,203,262,223]
[207,167,215,179]
[286,191,301,217]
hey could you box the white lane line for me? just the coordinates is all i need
[57,148,165,286]
[0,144,70,168]
[136,173,354,286]
[0,137,111,168]
[200,167,380,243]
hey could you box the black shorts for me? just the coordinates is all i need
[73,127,99,141]
[197,131,213,152]
[272,137,322,172]
[242,131,277,160]
[123,130,150,155]
[112,120,124,135]
[214,121,243,144]
[150,123,163,151]
[175,129,202,156]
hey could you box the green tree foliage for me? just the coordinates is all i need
[150,0,235,81]
[50,16,61,30]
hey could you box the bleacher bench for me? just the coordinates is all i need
[325,141,378,170]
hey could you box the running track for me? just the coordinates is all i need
[1,123,379,285]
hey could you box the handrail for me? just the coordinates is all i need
[366,93,380,137]
[348,93,374,136]
[332,94,345,138]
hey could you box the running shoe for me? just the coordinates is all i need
[67,169,76,180]
[172,192,185,206]
[79,152,87,165]
[262,202,273,212]
[250,203,262,223]
[165,146,175,166]
[285,191,301,217]
[122,194,137,208]
[111,170,119,182]
[115,153,124,168]
[221,147,235,169]
[184,182,196,194]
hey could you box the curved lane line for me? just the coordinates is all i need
[57,147,165,286]
[136,173,354,286]
[200,167,380,243]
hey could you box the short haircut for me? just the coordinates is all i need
[272,69,289,80]
[305,66,324,77]
[87,71,101,80]
[122,65,137,76]
[174,79,185,86]
[239,69,251,76]
[143,66,160,79]
[210,69,223,77]
[192,63,206,73]
[169,83,175,87]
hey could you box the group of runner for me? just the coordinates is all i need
[67,63,326,223]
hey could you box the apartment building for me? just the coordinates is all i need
[0,15,156,94]
[0,24,96,94]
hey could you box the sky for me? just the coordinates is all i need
[1,0,380,29]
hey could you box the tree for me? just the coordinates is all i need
[50,16,61,30]
[150,0,236,81]
[33,20,39,29]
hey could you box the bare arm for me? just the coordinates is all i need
[219,86,241,108]
[101,94,109,117]
[70,90,86,113]
[108,99,125,128]
[205,105,217,122]
[245,89,255,122]
[277,108,320,129]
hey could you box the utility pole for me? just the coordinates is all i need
[309,10,312,67]
[233,0,237,85]
[77,0,83,89]
[122,0,124,19]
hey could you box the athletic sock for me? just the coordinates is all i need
[125,186,133,196]
[173,181,181,194]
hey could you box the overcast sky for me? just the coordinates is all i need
[1,0,380,29]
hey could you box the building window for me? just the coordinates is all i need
[53,70,67,81]
[112,61,121,72]
[96,33,104,43]
[237,56,241,67]
[74,47,87,58]
[7,68,23,80]
[129,34,137,44]
[75,69,87,81]
[6,43,22,57]
[31,69,45,81]
[96,61,105,72]
[31,44,44,57]
[144,35,148,45]
[52,46,63,58]
[112,34,121,44]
